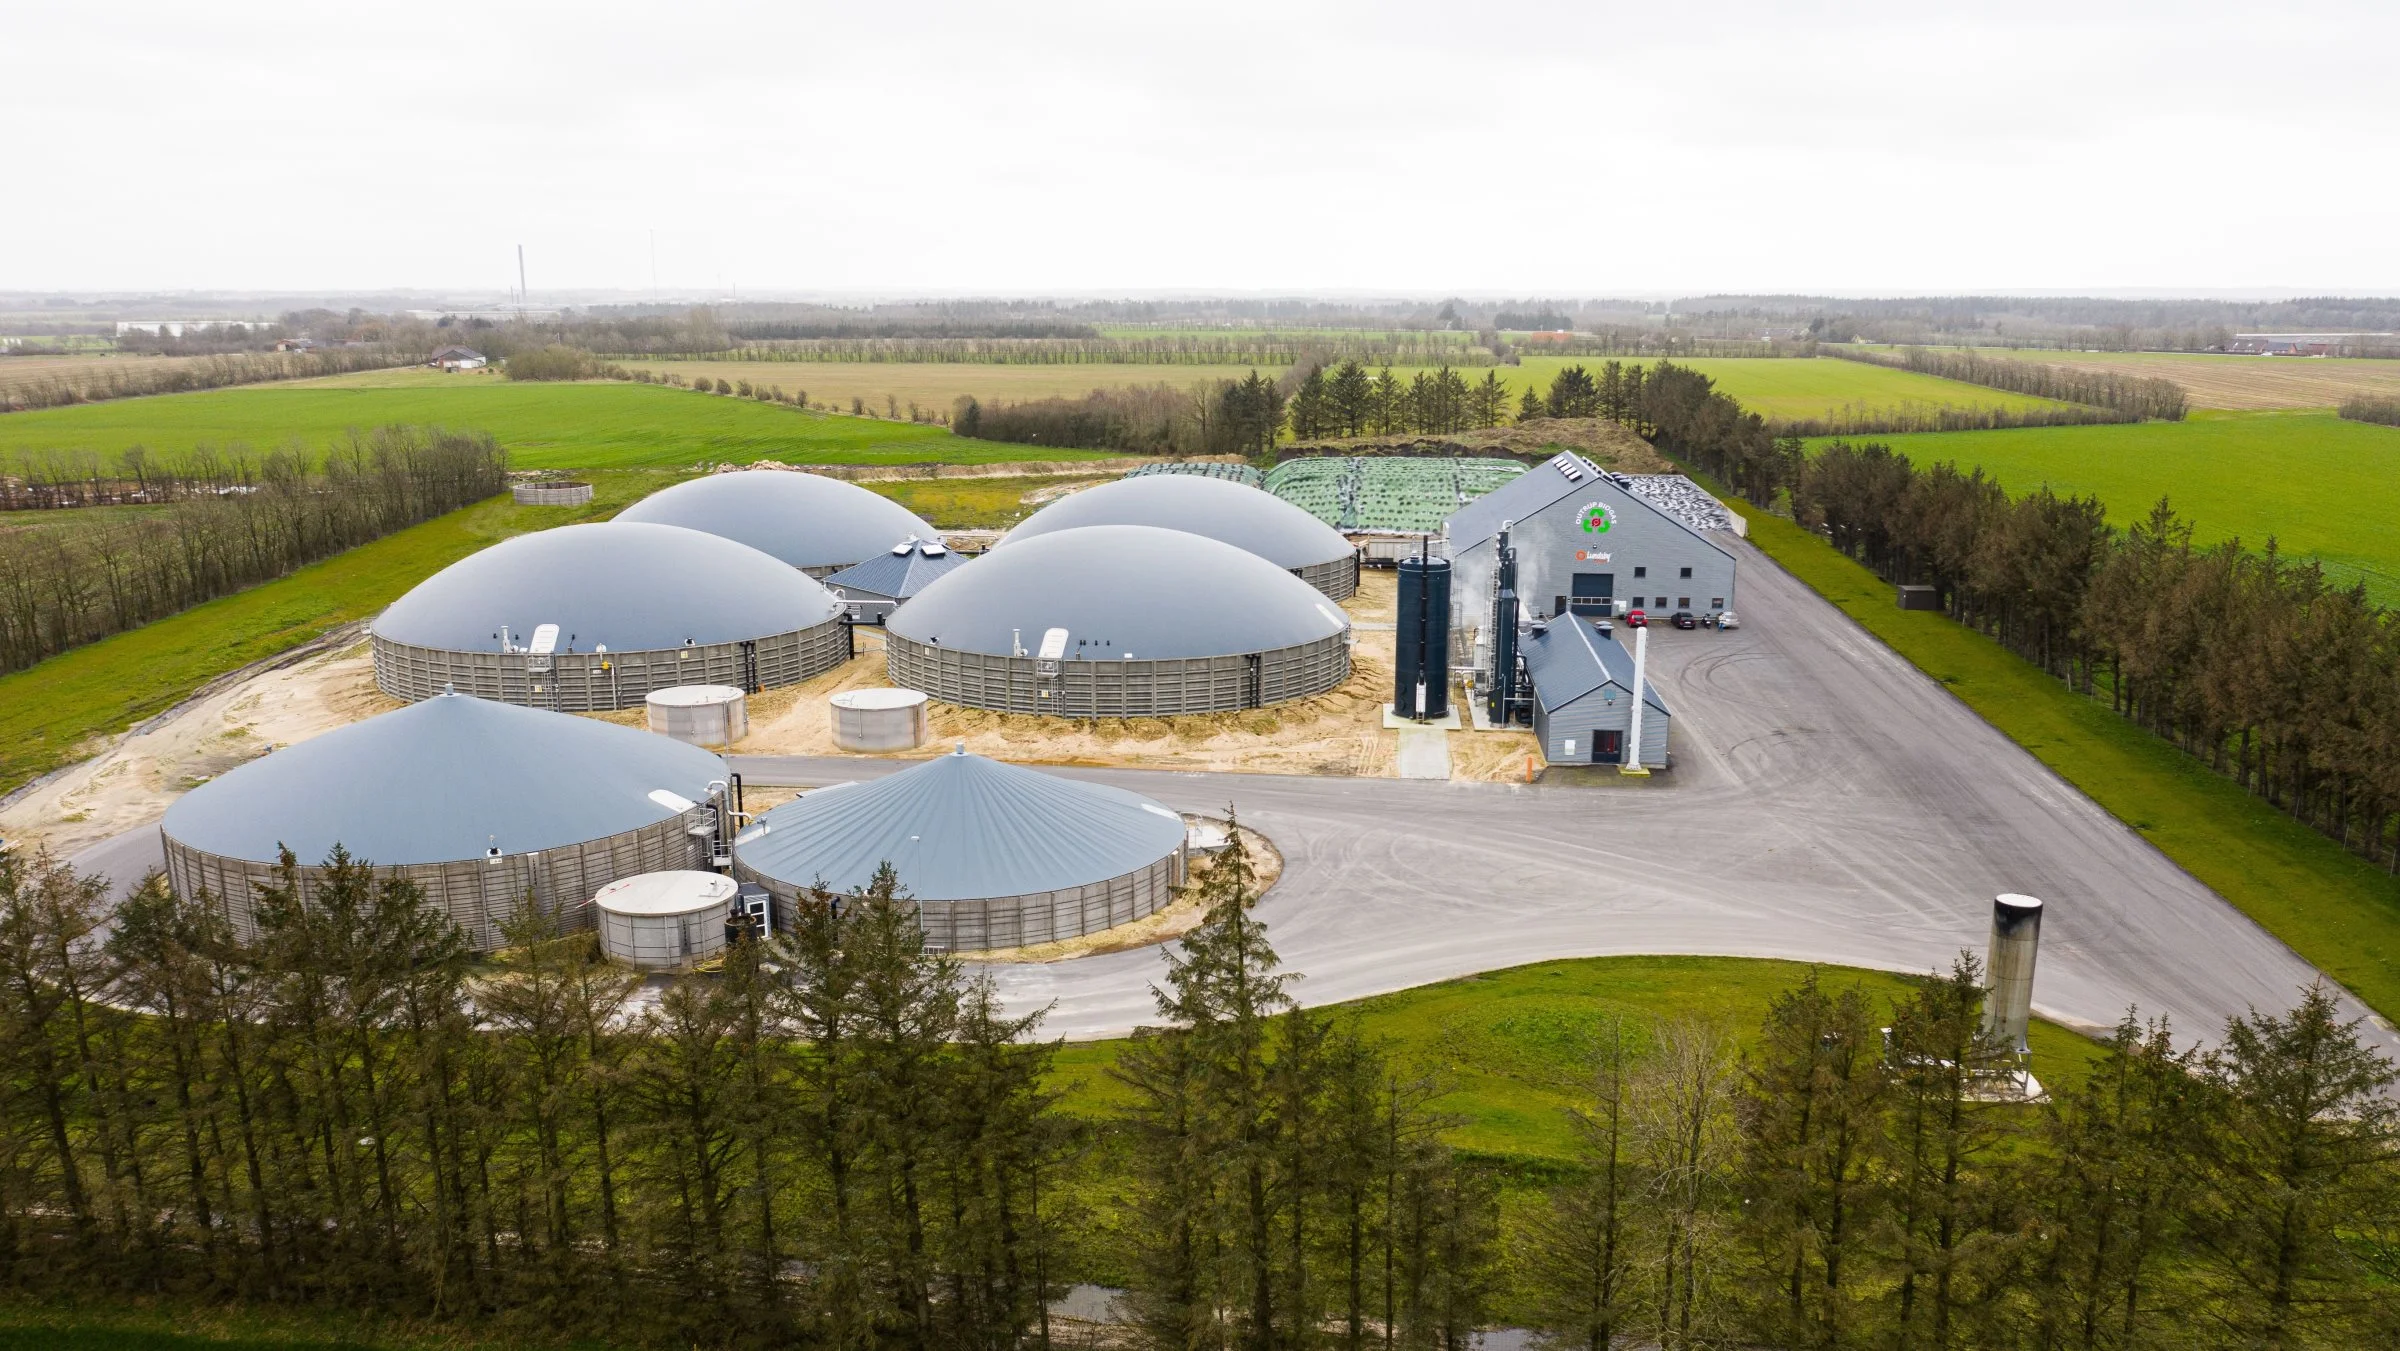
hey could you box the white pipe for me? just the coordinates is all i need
[1624,623,1649,770]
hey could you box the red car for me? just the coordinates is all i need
[1625,609,1648,628]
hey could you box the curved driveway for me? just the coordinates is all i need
[69,539,2385,1051]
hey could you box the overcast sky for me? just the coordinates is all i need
[7,1,2394,298]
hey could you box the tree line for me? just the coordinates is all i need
[2339,393,2400,428]
[0,821,1501,1349]
[0,427,506,676]
[0,346,424,414]
[657,335,1502,370]
[1826,347,2190,421]
[1794,440,2400,869]
[8,821,2397,1348]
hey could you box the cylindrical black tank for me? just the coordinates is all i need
[1394,555,1451,720]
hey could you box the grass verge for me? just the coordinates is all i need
[0,472,673,799]
[1049,954,2102,1167]
[1742,508,2400,1022]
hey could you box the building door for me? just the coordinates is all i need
[1593,729,1623,764]
[1570,572,1615,614]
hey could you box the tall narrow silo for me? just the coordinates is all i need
[1980,893,2044,1054]
[1394,553,1450,720]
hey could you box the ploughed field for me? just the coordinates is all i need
[1901,346,2400,411]
[1808,413,2400,601]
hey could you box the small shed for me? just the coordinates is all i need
[1518,615,1669,767]
[1897,584,1940,611]
[823,538,969,624]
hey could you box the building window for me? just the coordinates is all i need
[1678,597,1690,609]
[1679,566,1692,578]
[1711,597,1724,608]
[1633,566,1647,578]
[1655,596,1667,607]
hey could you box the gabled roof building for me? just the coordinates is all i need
[1517,614,1670,767]
[823,537,969,624]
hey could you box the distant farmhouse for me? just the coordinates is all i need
[2226,332,2397,356]
[428,345,488,371]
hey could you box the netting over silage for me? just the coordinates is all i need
[1123,462,1265,488]
[1264,457,1527,532]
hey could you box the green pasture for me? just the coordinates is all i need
[0,473,676,797]
[1808,413,2400,601]
[0,375,1114,470]
[1506,355,2079,421]
[1049,954,2100,1167]
[1741,509,2400,1024]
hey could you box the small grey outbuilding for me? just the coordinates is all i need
[734,747,1189,950]
[822,537,970,624]
[1517,614,1670,767]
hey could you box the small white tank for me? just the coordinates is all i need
[831,688,929,751]
[594,871,737,970]
[646,684,748,746]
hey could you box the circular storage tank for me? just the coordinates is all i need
[594,871,738,970]
[831,688,929,751]
[647,684,749,746]
[370,522,851,711]
[1003,474,1359,599]
[159,691,727,952]
[512,480,594,506]
[885,524,1352,717]
[616,470,941,577]
[736,748,1188,951]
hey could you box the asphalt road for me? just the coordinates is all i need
[68,537,2386,1050]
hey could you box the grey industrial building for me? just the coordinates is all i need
[735,747,1189,950]
[1518,615,1671,767]
[885,524,1352,716]
[615,469,942,577]
[160,691,729,951]
[370,522,851,710]
[822,537,971,624]
[1445,453,1738,637]
[1002,474,1360,599]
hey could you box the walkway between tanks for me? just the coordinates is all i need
[66,539,2386,1054]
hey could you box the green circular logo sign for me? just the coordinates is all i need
[1580,502,1615,534]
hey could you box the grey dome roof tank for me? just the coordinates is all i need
[1002,474,1354,570]
[160,692,726,865]
[887,524,1349,660]
[739,749,1186,902]
[616,470,940,571]
[371,521,843,653]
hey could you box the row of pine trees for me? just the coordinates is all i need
[4,822,2397,1348]
[1797,439,2400,869]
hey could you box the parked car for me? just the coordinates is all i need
[1625,608,1647,628]
[1671,610,1697,630]
[1717,609,1740,630]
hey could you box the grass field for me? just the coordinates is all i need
[865,472,1111,529]
[1808,413,2400,601]
[1741,508,2400,1024]
[1050,954,2099,1166]
[1895,347,2400,411]
[0,372,1114,470]
[1508,355,2079,422]
[625,359,1268,412]
[0,473,674,798]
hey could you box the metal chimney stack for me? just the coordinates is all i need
[1980,894,2044,1054]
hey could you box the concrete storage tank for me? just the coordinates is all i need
[830,688,930,751]
[646,684,749,746]
[1001,473,1359,600]
[160,691,728,952]
[594,871,738,970]
[885,524,1352,717]
[736,747,1188,950]
[616,469,941,577]
[370,522,850,711]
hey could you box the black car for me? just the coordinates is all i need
[1670,610,1697,630]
